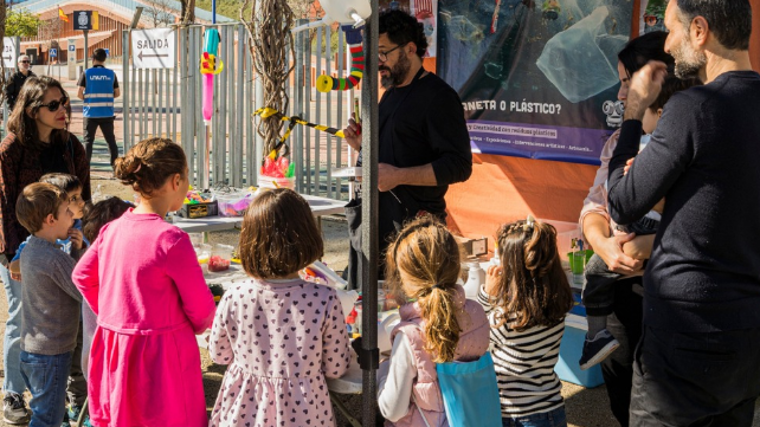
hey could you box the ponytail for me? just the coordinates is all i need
[384,215,465,363]
[419,284,461,363]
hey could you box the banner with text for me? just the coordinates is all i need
[438,0,635,164]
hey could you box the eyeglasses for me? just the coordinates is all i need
[379,43,408,62]
[40,96,69,112]
[19,61,29,64]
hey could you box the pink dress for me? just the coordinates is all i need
[72,210,216,427]
[208,278,350,427]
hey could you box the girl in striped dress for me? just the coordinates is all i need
[478,217,574,427]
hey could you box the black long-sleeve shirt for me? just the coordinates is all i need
[4,70,35,111]
[378,71,472,216]
[608,71,760,333]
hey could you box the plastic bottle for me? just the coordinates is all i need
[489,241,501,267]
[464,261,485,300]
[572,239,586,286]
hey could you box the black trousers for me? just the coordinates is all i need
[630,325,760,426]
[600,277,643,427]
[83,116,118,167]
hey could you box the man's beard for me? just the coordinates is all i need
[380,50,411,89]
[672,35,707,79]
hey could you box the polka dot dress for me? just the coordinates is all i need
[208,278,351,427]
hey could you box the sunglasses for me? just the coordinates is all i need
[39,96,69,112]
[19,61,29,64]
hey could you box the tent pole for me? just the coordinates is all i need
[360,0,380,423]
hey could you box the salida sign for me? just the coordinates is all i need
[131,28,175,69]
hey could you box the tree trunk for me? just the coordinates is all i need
[181,0,195,24]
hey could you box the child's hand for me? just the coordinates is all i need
[653,197,665,214]
[9,260,21,282]
[68,228,84,250]
[623,157,635,175]
[484,264,502,297]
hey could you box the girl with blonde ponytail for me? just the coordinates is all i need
[378,216,490,426]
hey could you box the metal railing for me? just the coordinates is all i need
[122,21,357,200]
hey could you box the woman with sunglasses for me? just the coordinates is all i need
[0,76,90,424]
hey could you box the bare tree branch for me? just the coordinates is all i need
[143,0,176,27]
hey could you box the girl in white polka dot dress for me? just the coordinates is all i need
[208,189,350,427]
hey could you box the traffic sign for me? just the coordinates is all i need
[69,44,75,52]
[131,28,175,69]
[50,48,58,57]
[2,37,17,68]
[104,48,109,57]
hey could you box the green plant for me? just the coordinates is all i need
[6,9,39,38]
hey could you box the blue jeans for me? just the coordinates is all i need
[20,351,72,427]
[502,406,567,427]
[1,263,26,395]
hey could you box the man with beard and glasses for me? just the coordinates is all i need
[606,0,760,425]
[343,9,471,279]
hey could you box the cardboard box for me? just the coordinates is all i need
[454,235,489,258]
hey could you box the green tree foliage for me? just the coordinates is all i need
[195,0,242,20]
[6,9,40,38]
[195,0,313,20]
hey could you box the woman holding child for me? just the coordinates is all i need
[0,76,90,423]
[579,32,675,427]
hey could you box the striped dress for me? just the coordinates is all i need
[477,288,566,418]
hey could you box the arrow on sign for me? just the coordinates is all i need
[138,51,169,61]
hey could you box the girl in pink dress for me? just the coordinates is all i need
[209,188,350,427]
[72,138,216,427]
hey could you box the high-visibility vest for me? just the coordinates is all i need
[83,67,115,118]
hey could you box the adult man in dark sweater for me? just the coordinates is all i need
[343,9,472,272]
[606,0,760,424]
[4,55,35,112]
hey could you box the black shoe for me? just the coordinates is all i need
[3,393,31,425]
[579,329,620,370]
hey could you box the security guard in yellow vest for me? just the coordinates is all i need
[77,48,120,167]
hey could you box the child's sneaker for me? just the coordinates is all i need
[3,393,31,425]
[579,329,620,370]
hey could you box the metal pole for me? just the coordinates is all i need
[212,0,216,24]
[360,2,379,423]
[83,30,89,70]
[122,29,129,152]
